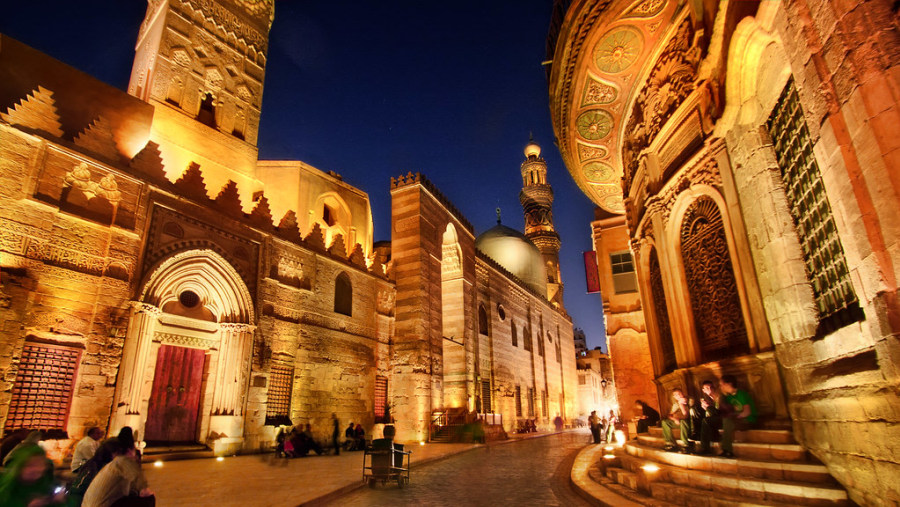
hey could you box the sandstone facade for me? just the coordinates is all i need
[0,0,577,460]
[548,0,900,503]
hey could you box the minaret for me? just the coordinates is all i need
[519,137,564,309]
[126,0,275,202]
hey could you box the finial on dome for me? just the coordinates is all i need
[496,206,502,224]
[524,134,541,158]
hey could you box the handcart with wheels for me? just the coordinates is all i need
[362,438,411,488]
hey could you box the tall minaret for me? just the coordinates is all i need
[519,137,564,309]
[126,0,275,203]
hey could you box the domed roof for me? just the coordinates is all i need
[475,224,547,296]
[524,140,541,158]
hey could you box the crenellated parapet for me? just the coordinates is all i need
[390,171,474,234]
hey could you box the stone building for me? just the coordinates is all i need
[575,348,617,421]
[0,0,576,459]
[547,0,899,504]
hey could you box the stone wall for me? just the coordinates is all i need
[718,1,900,503]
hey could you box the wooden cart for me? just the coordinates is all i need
[362,439,411,488]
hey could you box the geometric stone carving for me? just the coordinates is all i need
[174,162,209,202]
[328,234,347,259]
[130,141,167,182]
[305,222,326,251]
[349,243,366,267]
[73,115,119,162]
[214,180,244,218]
[0,86,64,137]
[249,195,273,230]
[276,210,302,243]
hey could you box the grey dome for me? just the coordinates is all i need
[475,224,547,297]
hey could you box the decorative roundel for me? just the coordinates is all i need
[179,290,201,308]
[583,161,615,183]
[593,26,643,74]
[576,110,614,140]
[602,194,626,213]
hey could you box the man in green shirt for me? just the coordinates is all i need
[696,375,758,457]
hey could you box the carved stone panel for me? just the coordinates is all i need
[143,204,259,294]
[680,197,749,362]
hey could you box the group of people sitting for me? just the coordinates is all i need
[634,374,758,459]
[587,410,618,444]
[275,423,326,458]
[0,426,154,507]
[516,419,538,433]
[342,423,367,451]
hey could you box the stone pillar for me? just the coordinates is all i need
[211,323,255,416]
[111,302,160,433]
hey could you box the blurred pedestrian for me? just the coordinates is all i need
[331,413,340,456]
[72,427,105,473]
[2,430,42,467]
[0,443,66,507]
[82,446,154,507]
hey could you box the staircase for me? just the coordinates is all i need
[143,443,214,462]
[590,426,852,506]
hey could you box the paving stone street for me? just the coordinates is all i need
[141,430,592,506]
[329,430,591,507]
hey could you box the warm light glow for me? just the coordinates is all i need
[154,460,163,468]
[604,446,614,451]
[419,441,425,446]
[614,430,626,446]
[216,456,225,462]
[603,454,617,459]
[641,464,660,472]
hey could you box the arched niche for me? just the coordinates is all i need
[314,191,353,253]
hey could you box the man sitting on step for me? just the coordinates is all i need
[661,388,694,453]
[696,375,757,458]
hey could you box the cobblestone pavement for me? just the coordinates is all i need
[329,430,592,507]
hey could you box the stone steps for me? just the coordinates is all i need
[625,441,835,484]
[637,434,809,462]
[616,452,849,505]
[588,422,853,507]
[647,426,797,445]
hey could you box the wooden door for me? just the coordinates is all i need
[145,345,205,443]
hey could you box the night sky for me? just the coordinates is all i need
[0,1,608,351]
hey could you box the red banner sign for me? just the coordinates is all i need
[583,251,601,294]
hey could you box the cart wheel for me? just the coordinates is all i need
[368,478,376,489]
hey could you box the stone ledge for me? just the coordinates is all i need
[571,443,645,507]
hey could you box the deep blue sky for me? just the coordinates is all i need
[0,1,607,351]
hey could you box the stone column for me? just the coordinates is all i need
[209,323,254,454]
[111,302,160,432]
[211,323,255,416]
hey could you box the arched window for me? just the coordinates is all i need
[649,248,677,373]
[680,196,749,362]
[511,321,518,347]
[334,272,352,316]
[478,305,489,336]
[197,92,217,128]
[523,326,533,352]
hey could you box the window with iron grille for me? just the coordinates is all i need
[542,390,549,418]
[265,363,294,426]
[374,375,389,423]
[515,386,522,417]
[481,380,492,413]
[767,79,862,334]
[611,251,638,294]
[4,342,81,438]
[527,387,535,417]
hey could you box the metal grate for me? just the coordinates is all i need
[374,375,388,422]
[767,79,860,330]
[527,388,535,417]
[542,390,549,418]
[481,380,492,413]
[265,363,293,425]
[5,343,80,436]
[515,386,522,417]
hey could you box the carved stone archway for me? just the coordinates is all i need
[112,249,255,454]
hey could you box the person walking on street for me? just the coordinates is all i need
[331,414,340,456]
[588,411,601,444]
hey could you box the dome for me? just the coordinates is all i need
[475,224,547,296]
[524,140,541,158]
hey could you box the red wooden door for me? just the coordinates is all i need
[145,345,205,443]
